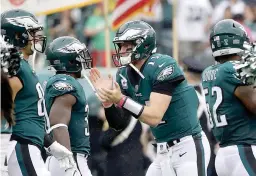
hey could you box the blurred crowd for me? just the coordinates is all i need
[38,0,256,68]
[34,0,256,176]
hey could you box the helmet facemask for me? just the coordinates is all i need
[112,37,152,67]
[27,26,47,53]
[75,45,93,70]
[112,40,135,67]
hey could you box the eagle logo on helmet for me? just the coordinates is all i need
[6,16,39,29]
[117,29,149,41]
[57,42,85,53]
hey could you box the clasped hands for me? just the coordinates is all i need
[89,68,124,107]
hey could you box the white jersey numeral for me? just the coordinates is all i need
[84,104,90,136]
[36,83,50,130]
[204,86,228,128]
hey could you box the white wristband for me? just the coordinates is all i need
[47,123,68,134]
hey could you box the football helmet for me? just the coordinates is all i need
[112,20,156,67]
[1,9,47,53]
[210,19,250,58]
[46,36,92,73]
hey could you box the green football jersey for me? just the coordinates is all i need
[37,68,101,117]
[13,59,46,148]
[116,53,202,142]
[45,74,90,154]
[202,61,256,147]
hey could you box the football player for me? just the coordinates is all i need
[202,19,256,176]
[44,36,93,176]
[1,9,73,176]
[89,20,211,176]
[1,9,51,176]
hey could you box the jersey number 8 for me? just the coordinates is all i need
[36,83,50,130]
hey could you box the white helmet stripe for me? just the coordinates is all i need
[213,48,244,57]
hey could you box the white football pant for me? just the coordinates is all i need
[1,134,11,176]
[7,140,51,176]
[215,145,256,176]
[146,131,211,176]
[46,153,92,176]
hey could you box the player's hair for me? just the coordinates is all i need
[1,70,15,126]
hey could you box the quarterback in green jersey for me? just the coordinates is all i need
[1,9,52,176]
[44,36,93,176]
[89,20,211,176]
[202,19,256,176]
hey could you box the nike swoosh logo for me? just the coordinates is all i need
[159,63,165,68]
[179,152,187,157]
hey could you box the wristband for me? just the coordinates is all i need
[117,96,127,108]
[117,96,144,119]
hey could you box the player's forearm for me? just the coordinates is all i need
[53,127,72,151]
[138,106,162,127]
[104,105,131,131]
[117,96,162,127]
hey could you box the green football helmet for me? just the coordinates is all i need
[1,9,47,53]
[46,36,92,73]
[210,19,250,58]
[112,20,156,67]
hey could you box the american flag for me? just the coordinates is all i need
[112,0,155,30]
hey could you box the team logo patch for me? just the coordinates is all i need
[6,16,39,28]
[157,65,174,81]
[53,81,73,91]
[119,74,128,89]
[57,42,85,53]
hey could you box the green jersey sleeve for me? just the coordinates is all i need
[222,62,245,94]
[152,55,184,85]
[46,78,76,99]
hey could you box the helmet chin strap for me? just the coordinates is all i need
[129,63,145,79]
[31,50,36,71]
[30,42,43,71]
[120,53,145,79]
